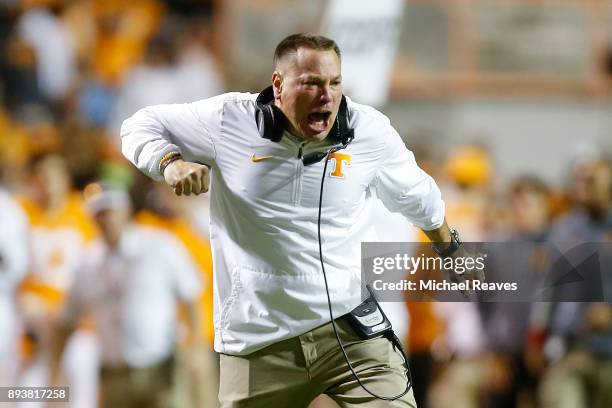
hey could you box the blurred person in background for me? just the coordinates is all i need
[0,30,42,111]
[426,302,485,408]
[538,156,612,408]
[134,179,218,407]
[492,176,554,407]
[506,176,553,242]
[50,183,204,408]
[397,142,446,408]
[547,155,612,323]
[0,183,29,387]
[67,0,164,129]
[539,301,612,408]
[550,156,611,242]
[107,18,222,139]
[404,302,445,408]
[440,144,493,241]
[87,0,164,88]
[0,107,32,192]
[426,145,490,408]
[15,154,98,398]
[16,2,77,104]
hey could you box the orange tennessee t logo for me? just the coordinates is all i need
[328,153,351,178]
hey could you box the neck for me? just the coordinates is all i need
[273,100,299,138]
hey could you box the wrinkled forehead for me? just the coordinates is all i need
[277,48,341,77]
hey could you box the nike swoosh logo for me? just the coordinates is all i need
[251,154,274,162]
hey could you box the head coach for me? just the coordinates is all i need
[121,33,477,407]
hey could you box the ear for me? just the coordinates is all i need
[272,71,283,100]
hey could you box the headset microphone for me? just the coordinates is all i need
[302,132,354,166]
[302,152,328,166]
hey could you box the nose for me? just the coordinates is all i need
[320,84,332,104]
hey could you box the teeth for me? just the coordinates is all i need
[310,113,328,122]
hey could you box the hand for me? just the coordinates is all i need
[451,246,486,283]
[446,247,486,299]
[163,159,210,196]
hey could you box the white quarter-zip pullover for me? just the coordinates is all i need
[121,92,445,355]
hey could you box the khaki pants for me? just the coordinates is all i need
[219,317,417,407]
[99,356,175,408]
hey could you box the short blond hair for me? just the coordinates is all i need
[273,33,341,68]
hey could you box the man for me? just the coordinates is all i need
[134,181,219,408]
[539,157,612,408]
[16,155,98,399]
[50,184,203,407]
[121,33,473,407]
[0,187,29,387]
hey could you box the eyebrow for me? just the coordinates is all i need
[301,75,342,82]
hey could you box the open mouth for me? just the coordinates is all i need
[307,112,332,130]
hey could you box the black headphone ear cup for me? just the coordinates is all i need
[256,104,275,139]
[255,108,266,138]
[255,87,285,143]
[267,104,285,142]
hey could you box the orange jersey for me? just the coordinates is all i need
[18,193,97,311]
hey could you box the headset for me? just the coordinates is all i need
[255,86,354,165]
[254,86,413,401]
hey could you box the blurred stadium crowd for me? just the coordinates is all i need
[0,1,610,408]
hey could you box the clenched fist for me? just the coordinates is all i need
[163,159,210,196]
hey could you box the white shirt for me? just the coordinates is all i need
[0,190,29,357]
[66,225,202,367]
[17,8,76,99]
[121,92,445,355]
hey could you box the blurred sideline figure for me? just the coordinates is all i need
[49,184,204,408]
[539,157,612,408]
[549,157,611,242]
[134,180,218,407]
[426,145,489,408]
[0,186,29,387]
[107,20,222,140]
[488,176,553,408]
[15,155,98,402]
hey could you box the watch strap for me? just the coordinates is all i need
[432,228,461,258]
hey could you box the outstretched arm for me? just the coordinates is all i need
[121,96,223,182]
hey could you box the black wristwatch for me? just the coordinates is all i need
[432,228,462,258]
